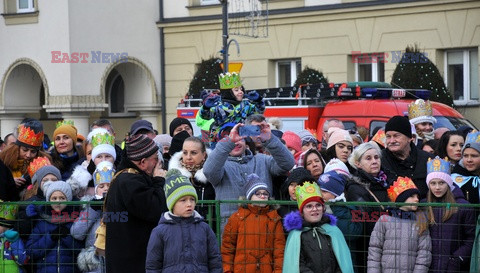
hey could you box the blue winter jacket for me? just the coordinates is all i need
[26,210,84,273]
[145,211,222,273]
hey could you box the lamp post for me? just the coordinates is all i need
[221,0,240,73]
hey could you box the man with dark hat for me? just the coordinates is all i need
[381,115,432,199]
[169,117,194,137]
[105,134,168,273]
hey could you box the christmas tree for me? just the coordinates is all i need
[391,45,454,106]
[188,57,223,96]
[294,66,329,86]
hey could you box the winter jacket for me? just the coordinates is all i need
[426,187,476,272]
[326,193,363,244]
[26,208,84,273]
[105,158,168,273]
[451,163,480,204]
[221,205,285,273]
[70,195,103,273]
[145,211,222,273]
[0,159,20,201]
[0,230,28,273]
[381,142,432,199]
[283,212,354,273]
[368,210,432,272]
[203,135,294,231]
[168,150,216,222]
[200,96,264,141]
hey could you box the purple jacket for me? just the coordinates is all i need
[428,187,475,272]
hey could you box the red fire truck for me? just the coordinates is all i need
[176,82,476,139]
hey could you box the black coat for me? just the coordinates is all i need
[0,159,20,201]
[105,158,168,273]
[381,142,432,199]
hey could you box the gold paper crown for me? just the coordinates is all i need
[408,99,436,124]
[427,156,451,175]
[17,124,44,148]
[0,200,18,222]
[465,130,480,144]
[387,176,417,202]
[94,164,115,186]
[28,156,51,178]
[91,132,115,148]
[56,120,75,128]
[219,72,242,89]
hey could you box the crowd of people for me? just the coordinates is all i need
[0,73,478,272]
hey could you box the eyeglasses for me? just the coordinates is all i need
[304,203,323,211]
[254,191,270,198]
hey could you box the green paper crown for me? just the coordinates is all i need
[56,120,75,128]
[91,132,115,148]
[219,72,242,89]
[0,201,18,221]
[295,181,322,208]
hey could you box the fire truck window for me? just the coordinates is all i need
[369,121,387,139]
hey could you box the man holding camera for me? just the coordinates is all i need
[203,114,295,232]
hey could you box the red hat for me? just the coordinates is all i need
[282,131,302,153]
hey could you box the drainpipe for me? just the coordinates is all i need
[159,0,167,134]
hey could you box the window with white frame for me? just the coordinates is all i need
[445,49,479,102]
[354,53,385,82]
[276,59,301,87]
[17,0,34,13]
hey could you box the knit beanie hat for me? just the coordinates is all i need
[324,158,350,177]
[295,181,324,212]
[461,130,480,154]
[426,156,454,191]
[297,130,317,146]
[164,169,198,211]
[169,117,193,137]
[285,167,314,186]
[327,128,353,149]
[54,124,78,145]
[44,181,73,202]
[126,134,159,161]
[154,134,172,148]
[318,171,347,197]
[16,119,44,149]
[387,176,419,203]
[93,161,115,192]
[88,128,116,161]
[385,116,412,138]
[32,165,61,186]
[245,173,270,200]
[282,131,302,153]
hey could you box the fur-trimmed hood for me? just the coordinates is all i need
[283,210,337,232]
[168,149,211,184]
[67,165,92,197]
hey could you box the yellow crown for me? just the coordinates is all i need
[56,120,75,128]
[91,132,115,148]
[219,72,242,89]
[28,157,51,178]
[387,176,417,202]
[408,99,436,124]
[17,124,44,148]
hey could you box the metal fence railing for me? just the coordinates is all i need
[1,200,479,272]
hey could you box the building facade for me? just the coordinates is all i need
[159,0,480,128]
[0,0,161,138]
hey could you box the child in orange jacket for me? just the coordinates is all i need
[221,173,285,273]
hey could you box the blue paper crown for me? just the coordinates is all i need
[427,156,451,175]
[93,165,115,186]
[465,130,480,144]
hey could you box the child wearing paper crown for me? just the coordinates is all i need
[0,202,28,273]
[199,72,265,143]
[283,181,353,273]
[71,161,114,273]
[26,180,84,273]
[145,169,222,272]
[221,173,285,273]
[424,156,475,272]
[368,176,432,272]
[451,130,480,204]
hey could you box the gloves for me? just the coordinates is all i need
[26,204,38,217]
[246,91,262,102]
[203,94,221,108]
